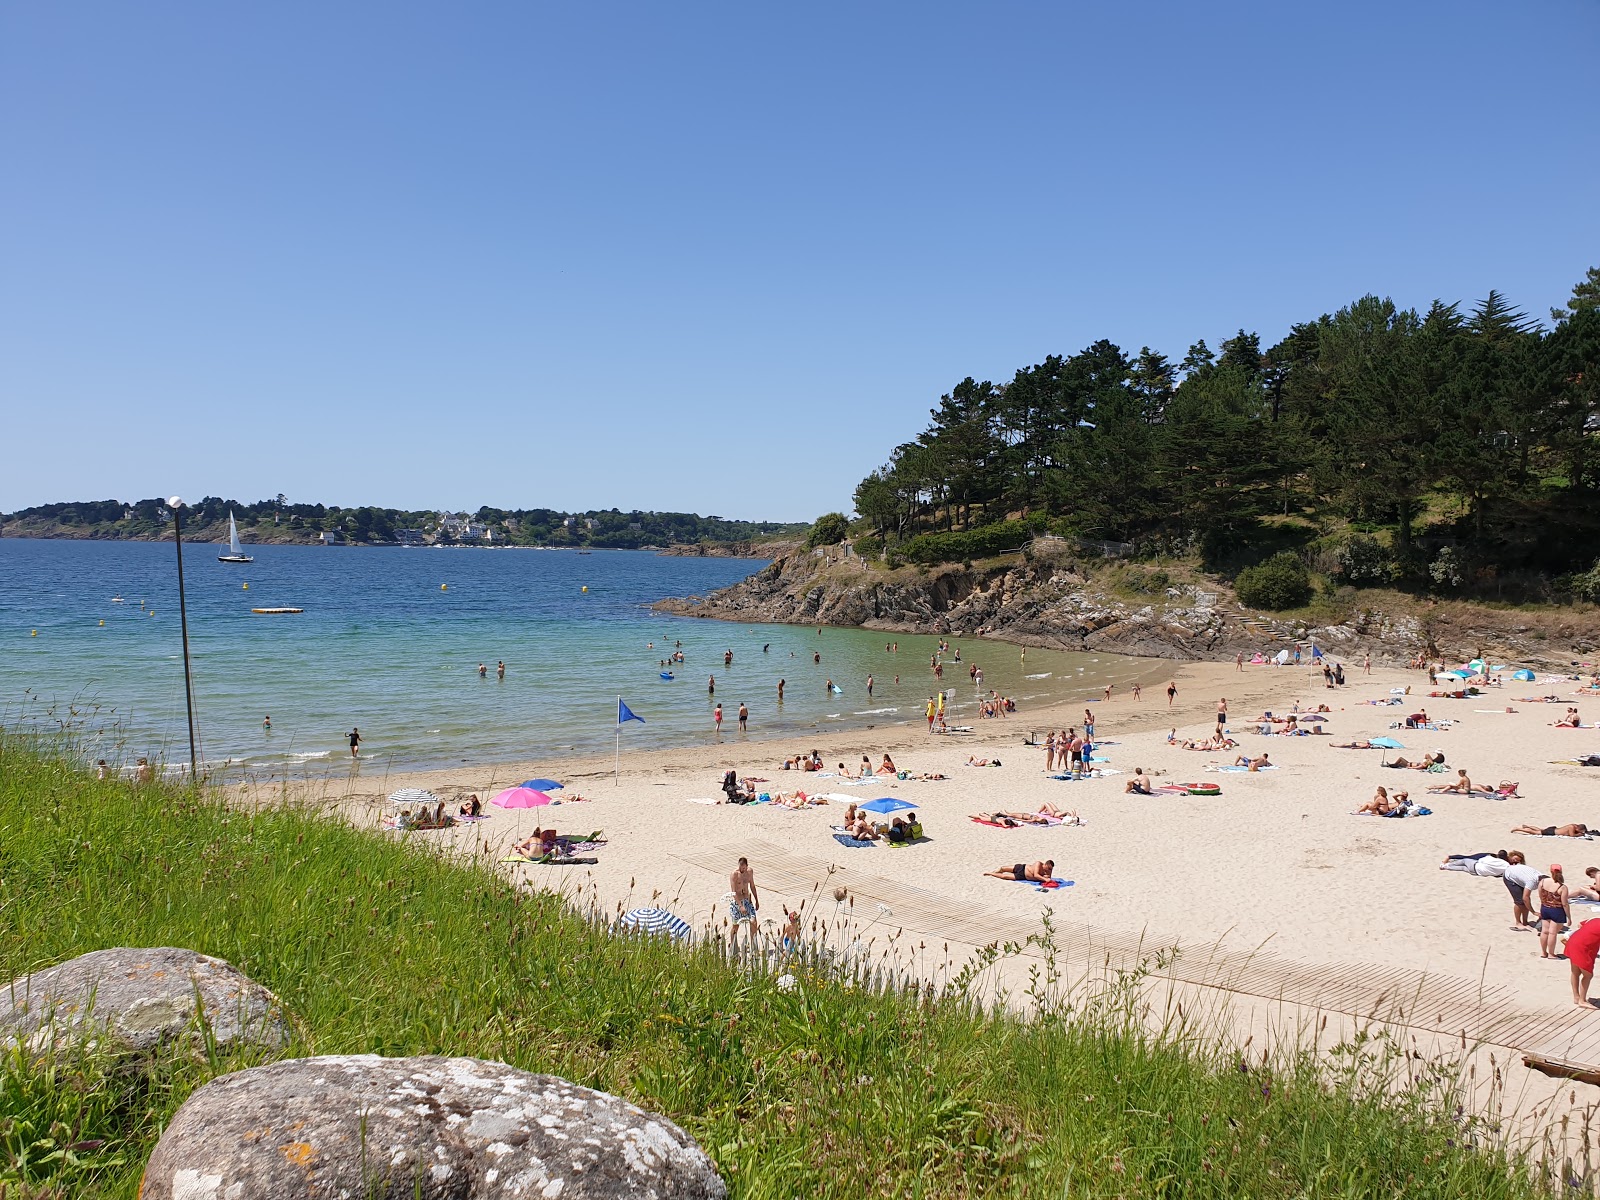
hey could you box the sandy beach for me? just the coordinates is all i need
[237,653,1600,1023]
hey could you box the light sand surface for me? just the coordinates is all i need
[238,658,1600,1022]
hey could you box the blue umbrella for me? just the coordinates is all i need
[1513,669,1536,682]
[518,779,563,791]
[616,907,692,940]
[1370,736,1405,749]
[860,797,915,815]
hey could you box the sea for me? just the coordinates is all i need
[0,538,1168,777]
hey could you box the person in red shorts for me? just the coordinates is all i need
[1563,918,1600,1008]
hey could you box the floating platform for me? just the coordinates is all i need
[250,607,304,614]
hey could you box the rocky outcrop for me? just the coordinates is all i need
[0,947,290,1056]
[656,545,1595,665]
[139,1054,726,1199]
[658,539,800,559]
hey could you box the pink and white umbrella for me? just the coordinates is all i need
[491,787,553,809]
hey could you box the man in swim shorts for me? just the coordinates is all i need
[729,856,760,948]
[985,860,1054,882]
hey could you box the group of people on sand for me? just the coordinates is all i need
[1442,849,1600,1007]
[839,802,924,843]
[1043,726,1096,775]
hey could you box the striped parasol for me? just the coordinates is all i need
[387,788,442,808]
[616,908,692,940]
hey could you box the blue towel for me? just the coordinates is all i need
[1026,878,1074,890]
[833,833,874,848]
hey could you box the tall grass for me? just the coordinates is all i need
[0,735,1554,1198]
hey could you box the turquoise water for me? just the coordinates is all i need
[0,539,1161,775]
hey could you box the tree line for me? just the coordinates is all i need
[849,267,1600,596]
[3,495,804,549]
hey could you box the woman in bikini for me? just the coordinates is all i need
[1355,787,1395,815]
[1537,867,1571,959]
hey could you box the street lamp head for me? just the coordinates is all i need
[167,496,184,509]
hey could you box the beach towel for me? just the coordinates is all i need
[1210,764,1278,773]
[832,833,875,848]
[1024,877,1073,890]
[969,816,1017,828]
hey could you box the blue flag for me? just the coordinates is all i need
[618,698,644,725]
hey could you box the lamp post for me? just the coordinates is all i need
[168,496,199,778]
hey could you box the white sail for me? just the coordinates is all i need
[228,513,243,555]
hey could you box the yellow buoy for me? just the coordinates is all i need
[99,620,105,626]
[441,583,448,591]
[243,582,249,590]
[31,629,37,636]
[581,585,588,593]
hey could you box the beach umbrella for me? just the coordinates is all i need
[1437,670,1468,681]
[491,787,553,809]
[1467,660,1485,672]
[1512,669,1536,682]
[617,907,692,940]
[859,797,916,815]
[1370,736,1405,749]
[1299,714,1327,723]
[518,779,563,791]
[387,788,442,808]
[1491,664,1509,672]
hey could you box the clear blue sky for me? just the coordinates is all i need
[3,1,1596,521]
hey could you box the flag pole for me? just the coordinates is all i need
[615,696,621,786]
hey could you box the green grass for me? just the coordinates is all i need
[0,736,1556,1198]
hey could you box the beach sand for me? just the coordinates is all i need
[237,657,1600,1023]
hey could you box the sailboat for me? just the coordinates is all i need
[218,511,254,563]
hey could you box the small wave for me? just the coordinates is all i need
[1025,672,1052,679]
[290,750,332,761]
[853,707,899,715]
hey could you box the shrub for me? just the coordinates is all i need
[899,521,1032,564]
[1333,534,1391,585]
[1234,552,1312,611]
[806,512,851,548]
[852,534,883,560]
[1570,560,1600,603]
[1429,546,1465,591]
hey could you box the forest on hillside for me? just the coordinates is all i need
[846,267,1600,603]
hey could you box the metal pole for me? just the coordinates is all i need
[173,503,199,778]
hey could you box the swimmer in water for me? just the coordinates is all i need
[263,714,272,731]
[497,660,505,679]
[478,663,487,678]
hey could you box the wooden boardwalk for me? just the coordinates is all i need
[676,839,1600,1064]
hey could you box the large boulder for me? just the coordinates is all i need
[0,946,290,1055]
[139,1054,727,1199]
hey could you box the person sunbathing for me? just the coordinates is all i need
[985,859,1054,883]
[1233,752,1270,771]
[847,816,879,840]
[1333,740,1378,749]
[1035,802,1072,818]
[1355,787,1403,815]
[1571,866,1600,902]
[995,810,1054,825]
[1124,768,1154,794]
[1511,823,1590,838]
[1384,753,1446,770]
[914,771,949,781]
[977,812,1024,827]
[966,756,1000,767]
[880,754,897,775]
[1428,769,1474,794]
[1554,709,1582,728]
[459,794,482,817]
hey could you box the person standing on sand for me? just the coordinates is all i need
[1104,684,1113,701]
[730,857,760,948]
[1044,730,1057,773]
[1363,653,1371,675]
[1236,651,1244,671]
[348,727,361,758]
[1503,851,1541,930]
[713,703,723,736]
[1166,681,1177,707]
[1565,919,1600,1007]
[1538,867,1571,959]
[1216,697,1228,735]
[738,703,748,732]
[1132,682,1141,702]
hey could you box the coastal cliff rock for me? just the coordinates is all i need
[0,947,290,1056]
[656,544,1593,665]
[140,1055,726,1200]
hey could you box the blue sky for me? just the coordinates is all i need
[3,1,1596,521]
